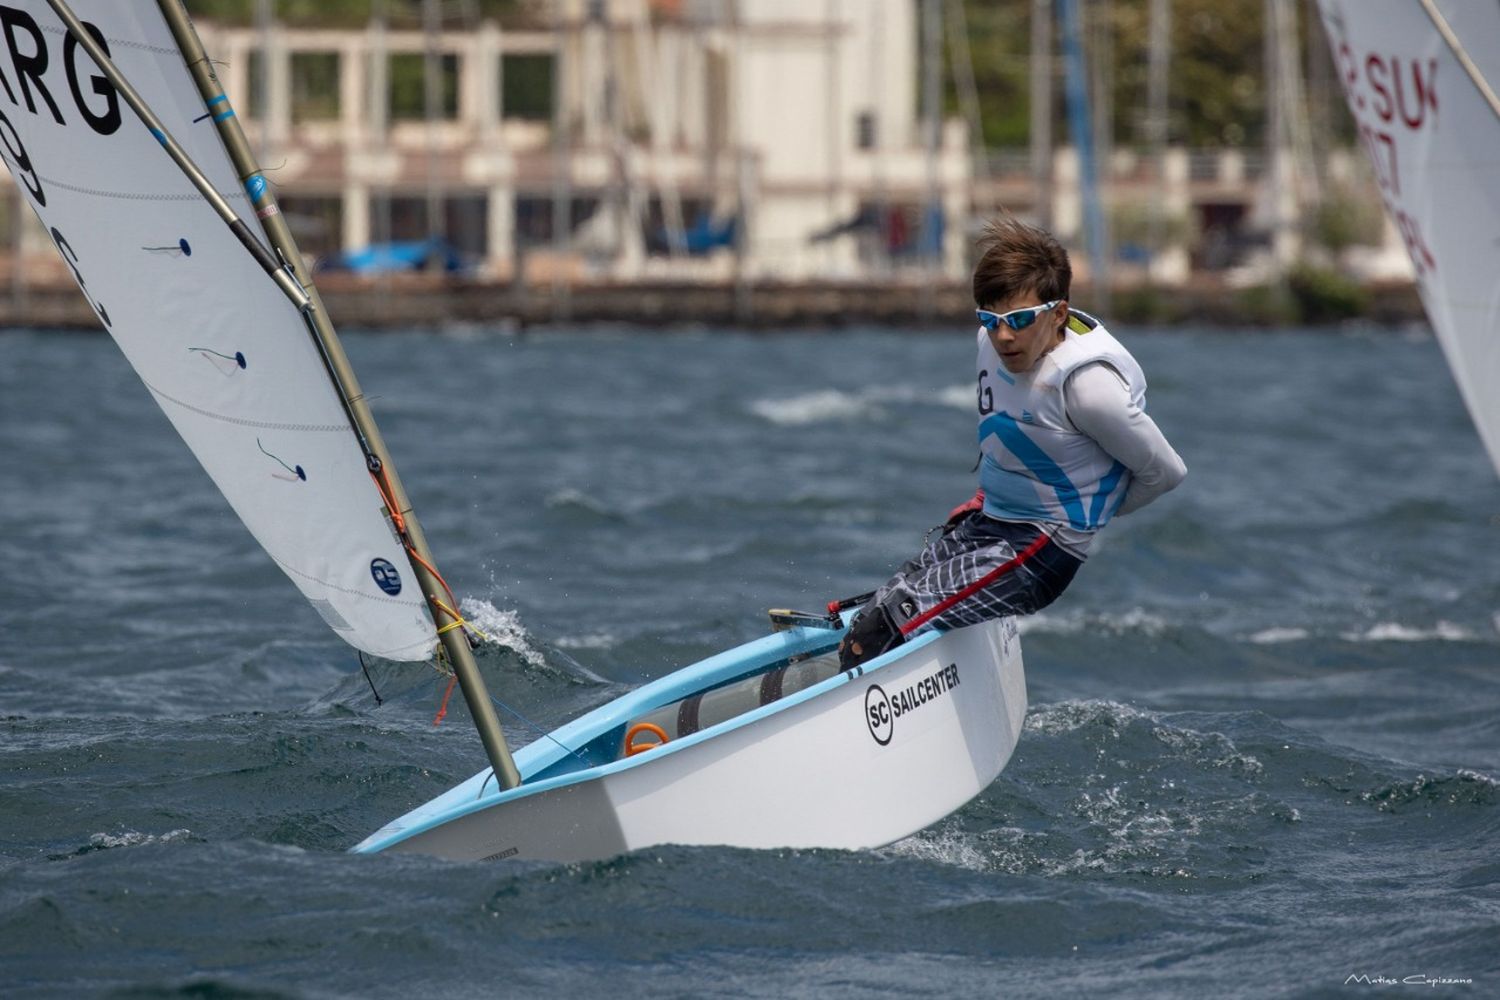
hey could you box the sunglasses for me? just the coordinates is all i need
[976,300,1063,332]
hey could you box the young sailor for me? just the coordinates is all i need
[840,217,1187,667]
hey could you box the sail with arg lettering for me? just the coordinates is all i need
[0,1,436,660]
[1316,0,1500,478]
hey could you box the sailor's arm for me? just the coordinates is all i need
[1065,361,1186,515]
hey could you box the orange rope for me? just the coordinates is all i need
[432,673,457,726]
[370,464,476,719]
[368,465,464,630]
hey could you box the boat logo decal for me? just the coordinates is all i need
[865,685,893,745]
[190,346,246,375]
[370,558,403,595]
[864,663,961,746]
[257,437,306,482]
[245,174,267,201]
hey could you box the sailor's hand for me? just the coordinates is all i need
[942,489,985,534]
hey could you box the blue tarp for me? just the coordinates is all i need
[318,238,470,275]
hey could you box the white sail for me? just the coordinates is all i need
[0,2,435,660]
[1316,0,1500,477]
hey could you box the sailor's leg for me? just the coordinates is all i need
[906,519,1082,630]
[840,518,1081,667]
[839,525,986,667]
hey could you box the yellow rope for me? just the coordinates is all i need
[430,598,491,643]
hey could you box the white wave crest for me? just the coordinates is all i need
[555,631,620,650]
[1247,626,1311,644]
[880,827,990,871]
[934,384,975,410]
[1339,621,1474,643]
[459,598,548,668]
[1017,607,1172,638]
[748,383,972,427]
[86,828,193,851]
[1025,698,1156,736]
[749,389,873,426]
[543,487,614,516]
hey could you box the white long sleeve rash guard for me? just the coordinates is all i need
[1041,360,1186,556]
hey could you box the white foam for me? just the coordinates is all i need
[1025,698,1155,736]
[749,389,872,426]
[86,828,193,851]
[459,598,548,668]
[555,632,620,650]
[1017,607,1172,638]
[543,487,614,516]
[1247,626,1310,644]
[880,827,990,872]
[1456,768,1500,787]
[934,384,975,410]
[748,383,971,427]
[1338,621,1474,642]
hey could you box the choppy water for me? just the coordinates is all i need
[2,322,1498,998]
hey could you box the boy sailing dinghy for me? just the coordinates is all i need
[5,0,1026,862]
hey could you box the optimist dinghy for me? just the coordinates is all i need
[6,0,1026,863]
[354,614,1024,863]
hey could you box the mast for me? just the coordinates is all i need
[1029,0,1052,229]
[45,0,523,791]
[1058,0,1106,298]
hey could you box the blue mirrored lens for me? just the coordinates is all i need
[1003,309,1038,331]
[976,310,999,331]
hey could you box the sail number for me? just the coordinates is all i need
[1333,43,1439,277]
[0,96,112,329]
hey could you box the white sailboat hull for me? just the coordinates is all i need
[355,617,1025,863]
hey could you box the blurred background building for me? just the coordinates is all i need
[0,0,1417,325]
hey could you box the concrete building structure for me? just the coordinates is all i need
[0,0,1412,296]
[181,0,977,285]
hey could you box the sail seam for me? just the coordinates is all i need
[38,175,246,203]
[144,380,349,433]
[38,24,180,57]
[269,552,428,611]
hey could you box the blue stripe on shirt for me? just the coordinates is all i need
[978,411,1089,529]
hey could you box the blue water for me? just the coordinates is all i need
[2,323,1498,998]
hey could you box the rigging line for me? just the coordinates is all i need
[489,693,585,762]
[432,673,457,725]
[369,465,467,637]
[1418,0,1500,125]
[430,598,486,640]
[358,651,385,706]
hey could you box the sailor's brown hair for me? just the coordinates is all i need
[971,217,1072,308]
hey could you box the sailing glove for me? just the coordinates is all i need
[942,488,985,534]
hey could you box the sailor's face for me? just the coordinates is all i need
[982,291,1067,374]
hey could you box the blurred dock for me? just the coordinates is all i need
[0,266,1423,331]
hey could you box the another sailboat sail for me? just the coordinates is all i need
[1316,1,1500,477]
[0,2,435,660]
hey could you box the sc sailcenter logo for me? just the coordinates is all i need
[863,663,961,746]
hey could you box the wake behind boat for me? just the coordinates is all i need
[3,0,1028,864]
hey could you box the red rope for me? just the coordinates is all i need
[370,466,464,628]
[432,674,457,726]
[898,532,1052,636]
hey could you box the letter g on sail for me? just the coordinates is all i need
[865,684,893,745]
